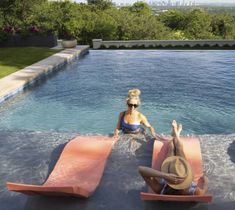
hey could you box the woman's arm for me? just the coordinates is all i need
[113,112,124,137]
[140,114,157,137]
[140,113,169,141]
[138,166,164,193]
[139,166,167,179]
[139,166,185,184]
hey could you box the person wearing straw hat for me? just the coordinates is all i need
[138,120,208,195]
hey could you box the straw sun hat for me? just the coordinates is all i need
[161,156,193,190]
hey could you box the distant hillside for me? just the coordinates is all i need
[152,5,235,15]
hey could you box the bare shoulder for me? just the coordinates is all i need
[139,112,151,127]
[139,112,147,120]
[119,111,125,118]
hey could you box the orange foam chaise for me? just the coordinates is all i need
[7,135,116,198]
[140,137,213,202]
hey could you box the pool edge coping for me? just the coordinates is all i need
[0,45,89,104]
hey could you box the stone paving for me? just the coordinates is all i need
[0,45,89,104]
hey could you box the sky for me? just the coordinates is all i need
[75,0,235,4]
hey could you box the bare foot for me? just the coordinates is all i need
[171,120,178,137]
[176,124,183,137]
[195,175,209,195]
[201,175,209,193]
[171,120,176,137]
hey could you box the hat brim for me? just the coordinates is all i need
[161,156,193,190]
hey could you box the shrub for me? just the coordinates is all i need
[100,44,107,49]
[108,45,117,49]
[165,44,173,48]
[131,45,139,49]
[193,44,202,48]
[0,25,14,42]
[119,45,127,49]
[212,44,219,48]
[0,31,8,43]
[147,45,154,49]
[139,44,146,49]
[155,45,163,49]
[222,44,230,48]
[183,44,191,48]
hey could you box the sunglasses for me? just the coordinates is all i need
[128,103,138,108]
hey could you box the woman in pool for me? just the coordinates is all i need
[138,120,209,195]
[113,89,157,138]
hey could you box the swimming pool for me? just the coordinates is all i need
[0,50,234,135]
[1,50,235,210]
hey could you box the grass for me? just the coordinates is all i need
[0,47,62,79]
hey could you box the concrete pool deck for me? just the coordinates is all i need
[0,45,89,104]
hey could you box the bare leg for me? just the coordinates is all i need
[165,120,178,157]
[171,120,178,138]
[166,140,174,157]
[138,121,188,194]
[172,121,186,159]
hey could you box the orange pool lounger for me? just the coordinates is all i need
[140,137,213,202]
[7,135,116,198]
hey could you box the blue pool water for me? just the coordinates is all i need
[1,50,235,210]
[0,50,234,135]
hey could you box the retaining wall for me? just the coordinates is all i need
[93,39,235,49]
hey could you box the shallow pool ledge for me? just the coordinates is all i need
[0,45,89,104]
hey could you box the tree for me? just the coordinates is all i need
[131,15,171,40]
[111,8,170,40]
[129,1,152,15]
[183,9,213,39]
[87,0,113,10]
[26,1,62,36]
[211,14,235,39]
[56,1,83,40]
[159,9,186,30]
[0,0,46,26]
[79,7,118,44]
[0,0,17,18]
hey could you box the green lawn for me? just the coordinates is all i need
[0,47,62,79]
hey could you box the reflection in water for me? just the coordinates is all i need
[0,131,234,210]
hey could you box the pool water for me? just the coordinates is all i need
[1,50,235,210]
[0,50,234,135]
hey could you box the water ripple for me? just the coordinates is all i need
[0,50,235,134]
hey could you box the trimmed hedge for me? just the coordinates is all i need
[0,35,57,48]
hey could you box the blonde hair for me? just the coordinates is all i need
[126,89,141,105]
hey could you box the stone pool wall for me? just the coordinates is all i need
[93,39,235,49]
[0,46,89,104]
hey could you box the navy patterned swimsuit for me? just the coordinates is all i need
[121,112,142,134]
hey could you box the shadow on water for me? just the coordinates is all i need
[23,139,88,210]
[45,142,67,180]
[227,140,235,163]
